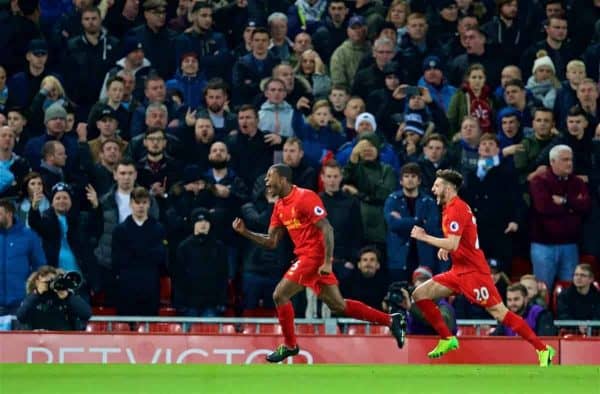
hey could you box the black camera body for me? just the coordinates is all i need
[385,281,414,313]
[49,271,82,292]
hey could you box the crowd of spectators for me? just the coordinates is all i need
[0,0,599,332]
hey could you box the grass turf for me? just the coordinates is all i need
[1,364,599,394]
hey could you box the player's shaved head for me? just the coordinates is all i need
[271,164,293,183]
[436,169,463,190]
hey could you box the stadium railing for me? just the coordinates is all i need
[5,316,600,336]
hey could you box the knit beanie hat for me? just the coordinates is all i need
[532,55,556,75]
[50,182,73,200]
[404,113,425,136]
[355,112,377,132]
[358,131,382,149]
[44,103,67,124]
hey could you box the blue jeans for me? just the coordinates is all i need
[530,242,578,289]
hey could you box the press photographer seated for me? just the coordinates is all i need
[384,266,457,335]
[16,266,91,331]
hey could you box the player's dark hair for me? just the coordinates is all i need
[436,169,463,190]
[271,164,293,183]
[507,283,528,298]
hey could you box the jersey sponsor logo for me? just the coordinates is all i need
[449,221,459,232]
[314,206,325,216]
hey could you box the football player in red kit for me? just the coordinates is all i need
[233,164,406,362]
[410,169,555,366]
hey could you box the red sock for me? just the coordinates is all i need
[276,302,297,348]
[344,299,391,326]
[415,299,453,339]
[502,311,546,351]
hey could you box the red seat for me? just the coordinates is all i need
[242,308,277,317]
[86,322,108,332]
[258,324,282,334]
[296,324,320,335]
[189,323,238,334]
[110,322,132,332]
[457,325,477,336]
[147,323,183,333]
[92,306,117,316]
[158,307,177,316]
[189,323,220,334]
[159,277,172,306]
[510,256,532,281]
[347,325,388,335]
[90,291,105,307]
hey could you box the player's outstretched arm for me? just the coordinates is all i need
[315,218,334,274]
[411,225,460,251]
[232,218,285,249]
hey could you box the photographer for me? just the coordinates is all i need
[16,266,91,331]
[384,266,457,335]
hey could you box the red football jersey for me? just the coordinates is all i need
[270,186,327,260]
[442,196,490,274]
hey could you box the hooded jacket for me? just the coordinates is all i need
[0,220,46,308]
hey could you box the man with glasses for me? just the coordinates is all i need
[135,129,182,204]
[557,264,600,335]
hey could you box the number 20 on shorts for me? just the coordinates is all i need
[473,287,489,302]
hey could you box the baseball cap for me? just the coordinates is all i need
[27,39,48,56]
[98,105,118,121]
[191,207,211,224]
[348,15,366,28]
[422,55,441,72]
[382,62,400,77]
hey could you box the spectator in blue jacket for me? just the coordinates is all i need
[0,199,46,315]
[417,55,457,113]
[384,163,441,282]
[296,100,345,167]
[166,52,207,110]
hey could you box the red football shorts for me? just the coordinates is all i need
[284,258,338,295]
[433,270,503,308]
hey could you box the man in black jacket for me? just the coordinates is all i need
[319,160,363,272]
[127,0,176,79]
[557,263,600,335]
[461,133,522,273]
[60,6,120,120]
[172,208,228,317]
[112,186,166,316]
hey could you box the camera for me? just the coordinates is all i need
[385,281,414,313]
[49,271,82,292]
[404,86,420,97]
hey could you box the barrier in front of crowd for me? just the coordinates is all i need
[1,317,599,364]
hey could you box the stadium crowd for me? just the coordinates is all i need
[0,0,600,334]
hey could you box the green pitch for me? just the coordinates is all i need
[1,364,599,394]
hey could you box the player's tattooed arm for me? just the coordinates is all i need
[316,218,334,264]
[233,218,285,249]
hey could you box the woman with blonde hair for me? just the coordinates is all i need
[29,75,71,131]
[386,0,410,43]
[296,99,345,166]
[520,274,548,308]
[295,49,332,99]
